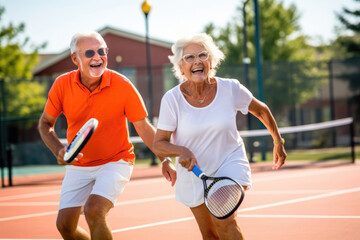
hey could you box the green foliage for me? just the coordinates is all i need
[333,0,360,58]
[204,0,326,121]
[3,79,47,117]
[205,0,314,63]
[336,0,360,34]
[334,0,360,120]
[332,35,360,58]
[0,5,47,117]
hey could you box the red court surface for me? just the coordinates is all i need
[0,160,359,240]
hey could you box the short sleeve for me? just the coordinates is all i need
[157,90,178,132]
[124,81,148,123]
[232,80,253,115]
[44,78,64,118]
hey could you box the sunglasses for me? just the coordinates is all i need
[78,48,108,58]
[182,51,209,64]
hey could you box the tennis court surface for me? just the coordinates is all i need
[1,160,359,240]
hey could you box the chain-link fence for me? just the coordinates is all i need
[0,58,359,169]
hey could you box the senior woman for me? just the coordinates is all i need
[153,33,287,240]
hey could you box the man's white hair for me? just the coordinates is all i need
[70,31,107,54]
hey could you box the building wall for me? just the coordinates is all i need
[33,29,174,119]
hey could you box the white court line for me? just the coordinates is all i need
[115,195,174,206]
[1,214,359,240]
[0,186,359,237]
[238,187,360,213]
[112,217,194,233]
[1,213,359,240]
[0,202,58,206]
[253,164,360,183]
[0,195,174,222]
[0,211,58,222]
[247,190,333,194]
[1,163,357,202]
[0,179,165,202]
[0,190,334,206]
[237,214,360,219]
[1,166,358,222]
[0,190,60,202]
[108,186,360,233]
[0,195,175,207]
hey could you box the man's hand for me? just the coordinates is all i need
[162,161,176,186]
[56,147,83,165]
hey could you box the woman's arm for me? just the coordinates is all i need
[248,98,287,170]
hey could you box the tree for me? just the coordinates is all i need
[204,0,324,124]
[334,0,360,58]
[334,0,360,119]
[0,5,47,117]
[337,0,360,33]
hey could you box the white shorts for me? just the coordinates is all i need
[175,150,252,208]
[59,159,133,210]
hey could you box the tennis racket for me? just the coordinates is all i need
[192,165,245,219]
[64,118,99,164]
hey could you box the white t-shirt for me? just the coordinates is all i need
[157,77,253,176]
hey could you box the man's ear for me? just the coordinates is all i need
[71,53,79,66]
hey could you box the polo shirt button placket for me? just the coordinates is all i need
[88,94,94,105]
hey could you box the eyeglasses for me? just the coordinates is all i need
[182,51,209,64]
[78,48,108,58]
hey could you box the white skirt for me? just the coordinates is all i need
[174,145,252,208]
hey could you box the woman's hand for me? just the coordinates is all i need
[272,144,287,170]
[178,148,197,171]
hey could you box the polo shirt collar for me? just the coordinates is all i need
[73,69,111,91]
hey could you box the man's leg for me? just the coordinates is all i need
[56,207,90,240]
[84,194,114,240]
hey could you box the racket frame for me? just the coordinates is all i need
[64,118,98,163]
[192,165,245,219]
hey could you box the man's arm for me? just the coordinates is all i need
[132,118,176,186]
[132,118,157,153]
[38,112,69,165]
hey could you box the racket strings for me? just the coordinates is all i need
[205,179,243,218]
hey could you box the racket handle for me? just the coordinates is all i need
[192,165,205,179]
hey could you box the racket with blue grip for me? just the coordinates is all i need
[192,164,245,219]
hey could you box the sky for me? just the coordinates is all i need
[0,0,358,54]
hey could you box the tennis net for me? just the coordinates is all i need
[241,117,356,163]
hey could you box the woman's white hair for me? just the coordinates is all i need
[168,33,225,81]
[70,31,107,54]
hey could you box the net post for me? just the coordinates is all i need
[350,121,355,164]
[6,145,12,186]
[0,150,4,188]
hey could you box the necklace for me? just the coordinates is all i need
[182,83,213,104]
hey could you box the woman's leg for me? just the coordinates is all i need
[191,204,220,240]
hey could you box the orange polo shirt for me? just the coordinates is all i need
[44,69,148,166]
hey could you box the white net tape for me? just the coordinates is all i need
[239,117,353,137]
[60,117,353,144]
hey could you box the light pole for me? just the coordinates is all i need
[141,0,153,123]
[253,0,266,161]
[141,0,157,165]
[242,0,254,162]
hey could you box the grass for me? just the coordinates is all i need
[135,147,360,165]
[248,147,360,162]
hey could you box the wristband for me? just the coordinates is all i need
[161,157,172,165]
[273,138,285,145]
